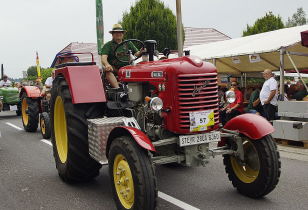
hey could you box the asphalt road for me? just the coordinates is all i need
[1,111,308,210]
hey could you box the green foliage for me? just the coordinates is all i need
[26,66,38,77]
[286,7,307,27]
[41,68,54,84]
[121,0,178,51]
[243,12,285,36]
[26,66,54,84]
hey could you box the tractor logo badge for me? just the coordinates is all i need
[192,80,209,97]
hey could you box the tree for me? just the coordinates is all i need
[243,12,284,36]
[286,7,307,27]
[26,66,38,77]
[121,0,178,51]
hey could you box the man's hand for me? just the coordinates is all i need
[253,98,260,107]
[105,64,113,72]
[264,100,270,105]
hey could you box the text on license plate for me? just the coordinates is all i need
[179,132,221,147]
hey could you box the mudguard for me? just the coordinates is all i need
[20,86,41,98]
[106,126,156,156]
[224,114,274,140]
[55,65,106,104]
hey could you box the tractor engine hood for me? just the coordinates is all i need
[118,56,217,83]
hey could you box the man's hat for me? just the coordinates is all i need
[109,24,126,34]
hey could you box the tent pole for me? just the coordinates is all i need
[279,48,285,100]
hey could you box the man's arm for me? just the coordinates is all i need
[101,55,113,72]
[264,90,276,104]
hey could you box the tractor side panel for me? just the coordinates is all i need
[56,65,106,104]
[20,86,41,98]
[224,114,274,140]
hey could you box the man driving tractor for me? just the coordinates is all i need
[101,24,143,88]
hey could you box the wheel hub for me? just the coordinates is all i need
[231,139,260,183]
[114,154,134,209]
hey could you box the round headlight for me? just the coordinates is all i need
[150,97,163,111]
[225,90,236,103]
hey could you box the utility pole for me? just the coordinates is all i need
[96,0,104,55]
[176,0,184,57]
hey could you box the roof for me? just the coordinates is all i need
[184,27,230,48]
[51,42,102,68]
[187,25,308,74]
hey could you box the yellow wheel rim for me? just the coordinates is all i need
[113,154,134,209]
[54,96,68,164]
[231,139,260,183]
[22,98,29,126]
[41,117,46,135]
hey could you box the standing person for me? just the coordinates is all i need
[220,81,244,125]
[259,69,278,121]
[0,75,12,87]
[101,24,143,88]
[247,85,263,115]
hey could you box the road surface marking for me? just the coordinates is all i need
[41,139,52,146]
[40,138,200,210]
[158,191,200,210]
[5,122,23,131]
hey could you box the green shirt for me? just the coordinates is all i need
[101,40,138,69]
[248,89,260,110]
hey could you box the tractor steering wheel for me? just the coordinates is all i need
[114,39,145,64]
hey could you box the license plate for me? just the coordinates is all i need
[10,105,18,111]
[179,131,221,147]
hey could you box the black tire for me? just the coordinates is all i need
[21,93,39,132]
[223,135,281,198]
[51,77,104,182]
[109,136,157,210]
[16,101,22,116]
[40,112,51,139]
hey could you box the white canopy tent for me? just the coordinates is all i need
[187,25,308,75]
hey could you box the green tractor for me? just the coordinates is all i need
[0,86,21,116]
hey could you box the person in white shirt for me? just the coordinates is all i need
[259,69,278,121]
[0,75,12,87]
[42,70,55,100]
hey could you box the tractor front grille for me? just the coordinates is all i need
[176,73,219,131]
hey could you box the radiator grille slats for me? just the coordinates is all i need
[176,73,219,131]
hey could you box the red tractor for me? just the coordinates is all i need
[20,81,52,139]
[51,40,280,210]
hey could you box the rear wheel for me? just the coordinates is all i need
[109,136,157,210]
[51,77,104,182]
[223,135,281,198]
[40,112,51,139]
[21,93,39,132]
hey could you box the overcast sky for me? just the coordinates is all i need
[0,0,307,78]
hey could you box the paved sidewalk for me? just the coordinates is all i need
[278,145,308,162]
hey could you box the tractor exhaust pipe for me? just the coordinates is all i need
[176,0,184,57]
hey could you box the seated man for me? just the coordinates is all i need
[42,70,55,100]
[246,85,263,115]
[220,81,244,125]
[0,75,12,87]
[101,24,143,88]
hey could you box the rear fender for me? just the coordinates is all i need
[223,114,274,140]
[55,65,106,104]
[20,86,41,98]
[106,127,156,157]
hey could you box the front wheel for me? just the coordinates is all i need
[223,135,281,198]
[109,136,157,210]
[40,112,51,139]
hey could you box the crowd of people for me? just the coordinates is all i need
[219,69,308,125]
